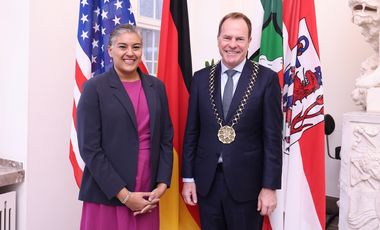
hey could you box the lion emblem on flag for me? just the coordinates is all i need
[283,19,324,151]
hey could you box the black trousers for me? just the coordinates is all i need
[198,165,263,230]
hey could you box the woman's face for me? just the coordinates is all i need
[108,32,143,77]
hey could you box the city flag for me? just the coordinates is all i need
[70,0,145,187]
[251,0,283,86]
[157,0,200,229]
[255,0,325,229]
[280,0,326,229]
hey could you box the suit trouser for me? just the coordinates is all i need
[198,164,263,230]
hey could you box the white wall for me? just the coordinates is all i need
[26,0,82,229]
[188,0,262,71]
[0,1,29,230]
[315,0,372,197]
[0,0,29,169]
[0,0,374,229]
[1,0,82,229]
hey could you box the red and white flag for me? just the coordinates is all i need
[270,0,326,229]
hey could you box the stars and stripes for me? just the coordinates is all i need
[70,0,137,187]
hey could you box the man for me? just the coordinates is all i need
[181,12,282,230]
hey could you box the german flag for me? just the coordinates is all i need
[157,0,200,229]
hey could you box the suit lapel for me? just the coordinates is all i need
[225,60,252,121]
[140,72,156,139]
[108,68,137,130]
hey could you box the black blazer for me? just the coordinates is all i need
[77,68,173,206]
[182,60,282,202]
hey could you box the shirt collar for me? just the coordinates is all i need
[221,59,246,74]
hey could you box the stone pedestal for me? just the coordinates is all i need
[339,112,380,230]
[0,158,24,187]
[367,87,380,113]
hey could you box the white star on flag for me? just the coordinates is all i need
[101,10,108,19]
[92,39,99,48]
[114,0,123,9]
[112,15,121,25]
[80,14,88,24]
[81,0,88,7]
[93,23,100,33]
[80,30,88,40]
[94,7,100,17]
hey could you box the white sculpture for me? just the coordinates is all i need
[349,0,380,109]
[348,125,380,230]
[339,113,380,230]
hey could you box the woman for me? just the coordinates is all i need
[77,24,173,230]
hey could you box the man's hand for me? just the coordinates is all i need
[182,182,198,206]
[257,188,277,216]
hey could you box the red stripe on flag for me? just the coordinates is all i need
[69,141,83,187]
[75,61,88,93]
[72,101,77,130]
[71,61,86,188]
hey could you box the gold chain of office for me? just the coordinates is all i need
[208,60,259,144]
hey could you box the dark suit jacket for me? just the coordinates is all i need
[77,68,173,206]
[182,60,282,202]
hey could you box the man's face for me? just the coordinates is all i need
[108,32,143,77]
[217,18,251,69]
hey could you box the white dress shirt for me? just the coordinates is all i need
[220,59,246,99]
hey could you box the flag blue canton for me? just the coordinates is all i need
[77,0,136,76]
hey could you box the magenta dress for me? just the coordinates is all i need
[80,79,159,230]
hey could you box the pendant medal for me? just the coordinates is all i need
[218,125,236,144]
[209,61,259,145]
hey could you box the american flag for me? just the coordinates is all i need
[70,0,137,187]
